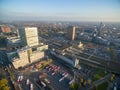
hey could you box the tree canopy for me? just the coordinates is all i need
[0,79,10,90]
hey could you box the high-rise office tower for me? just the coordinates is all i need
[66,26,76,40]
[98,22,105,36]
[19,27,39,47]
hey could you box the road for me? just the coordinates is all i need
[87,74,111,90]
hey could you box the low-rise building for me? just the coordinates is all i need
[7,44,48,69]
[0,26,12,33]
[7,36,21,49]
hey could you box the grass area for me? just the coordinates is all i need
[97,82,108,90]
[91,82,108,90]
[93,69,108,81]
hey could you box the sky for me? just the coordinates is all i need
[0,0,120,22]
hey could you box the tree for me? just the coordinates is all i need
[0,79,9,90]
[69,83,80,90]
[83,81,87,87]
[105,47,117,60]
[93,85,97,90]
[109,74,115,82]
[69,83,74,90]
[80,78,83,83]
[87,79,91,85]
[0,79,8,86]
[1,86,10,90]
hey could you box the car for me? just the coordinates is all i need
[69,79,75,85]
[26,79,30,86]
[18,75,23,82]
[54,65,57,68]
[39,73,47,79]
[64,73,68,78]
[114,86,117,90]
[51,68,54,71]
[51,72,56,76]
[59,77,64,82]
[49,68,52,71]
[54,66,60,72]
[44,85,54,90]
[62,72,67,76]
[43,78,50,84]
[37,80,46,87]
[54,69,58,72]
[17,76,21,83]
[57,66,60,70]
[30,83,33,90]
[59,74,68,82]
[40,81,46,87]
[46,66,49,69]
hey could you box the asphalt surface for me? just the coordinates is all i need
[42,68,70,90]
[15,61,74,90]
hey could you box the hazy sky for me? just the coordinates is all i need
[0,0,120,22]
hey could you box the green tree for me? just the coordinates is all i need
[87,79,91,85]
[0,79,9,90]
[109,74,115,82]
[83,81,87,87]
[1,86,10,90]
[0,79,8,86]
[80,78,83,83]
[105,47,117,60]
[70,83,74,90]
[69,83,80,90]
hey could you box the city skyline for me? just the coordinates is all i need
[0,0,120,22]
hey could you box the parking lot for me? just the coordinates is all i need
[38,64,74,90]
[15,61,74,90]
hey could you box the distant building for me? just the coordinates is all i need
[0,26,11,33]
[78,42,84,49]
[97,22,105,36]
[93,37,110,45]
[66,26,76,40]
[19,27,39,47]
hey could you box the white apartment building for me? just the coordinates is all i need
[19,27,39,47]
[7,45,48,69]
